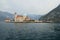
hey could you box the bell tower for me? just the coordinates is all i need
[14,12,17,22]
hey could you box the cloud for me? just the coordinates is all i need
[0,0,60,15]
[0,0,11,12]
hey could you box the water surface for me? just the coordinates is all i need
[0,22,60,40]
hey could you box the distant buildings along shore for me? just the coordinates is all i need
[5,12,35,22]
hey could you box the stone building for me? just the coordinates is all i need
[14,13,31,22]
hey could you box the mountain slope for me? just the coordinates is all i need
[27,14,41,20]
[0,11,13,21]
[40,5,60,22]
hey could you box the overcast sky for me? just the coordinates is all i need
[0,0,60,15]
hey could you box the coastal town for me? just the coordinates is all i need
[5,12,41,23]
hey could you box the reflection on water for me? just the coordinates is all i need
[0,22,60,40]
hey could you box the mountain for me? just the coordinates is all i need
[27,14,41,20]
[0,11,13,21]
[39,4,60,22]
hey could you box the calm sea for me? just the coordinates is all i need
[0,22,60,40]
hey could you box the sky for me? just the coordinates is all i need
[0,0,60,15]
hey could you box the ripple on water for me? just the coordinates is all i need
[0,22,60,40]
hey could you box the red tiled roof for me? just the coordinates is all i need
[16,15,23,18]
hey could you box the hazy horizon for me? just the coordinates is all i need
[0,0,60,15]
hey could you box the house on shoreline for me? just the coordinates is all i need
[5,18,10,22]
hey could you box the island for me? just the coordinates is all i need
[5,12,42,23]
